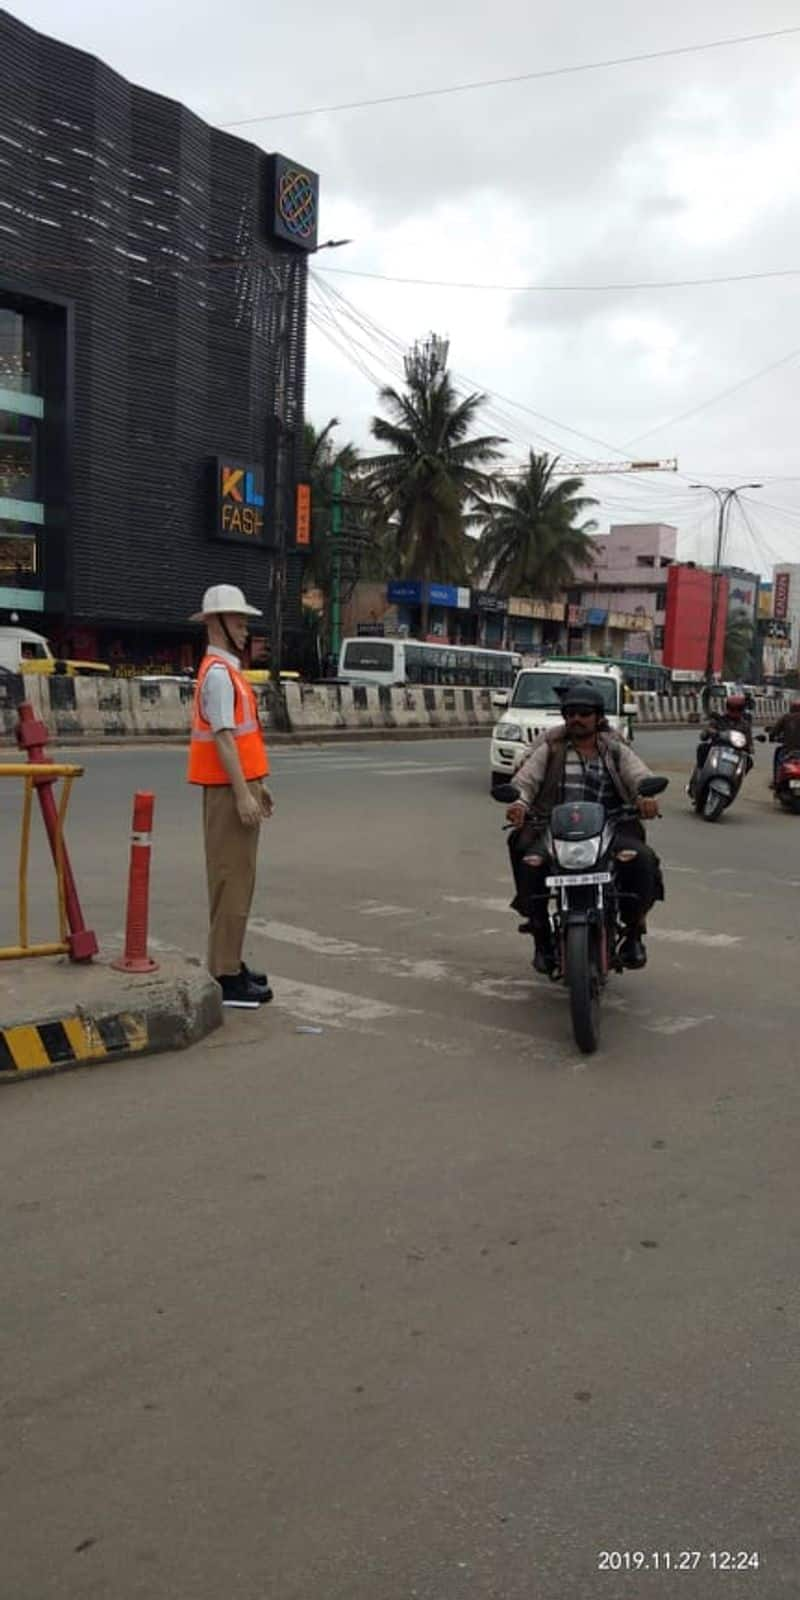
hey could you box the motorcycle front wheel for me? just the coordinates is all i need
[703,789,725,821]
[565,922,601,1055]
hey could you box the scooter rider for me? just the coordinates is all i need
[689,692,753,797]
[505,684,664,975]
[768,698,800,787]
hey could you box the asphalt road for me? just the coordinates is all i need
[1,731,799,1599]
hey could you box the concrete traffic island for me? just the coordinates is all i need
[0,951,222,1083]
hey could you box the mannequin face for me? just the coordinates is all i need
[207,614,249,654]
[224,614,250,653]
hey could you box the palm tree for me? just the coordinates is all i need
[723,611,754,678]
[364,337,505,633]
[474,451,599,598]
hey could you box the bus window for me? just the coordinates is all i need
[342,641,395,673]
[405,644,423,684]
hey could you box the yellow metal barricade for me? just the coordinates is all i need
[0,763,85,960]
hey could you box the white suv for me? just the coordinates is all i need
[490,662,635,791]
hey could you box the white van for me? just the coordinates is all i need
[0,626,109,677]
[490,659,637,790]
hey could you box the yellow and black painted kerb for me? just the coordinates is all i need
[0,1012,148,1078]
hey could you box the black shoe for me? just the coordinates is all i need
[532,937,556,976]
[218,971,265,1009]
[241,961,273,1003]
[619,932,647,970]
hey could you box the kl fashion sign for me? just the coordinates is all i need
[213,460,272,546]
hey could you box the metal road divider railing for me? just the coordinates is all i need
[0,762,85,960]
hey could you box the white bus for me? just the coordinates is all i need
[337,637,522,689]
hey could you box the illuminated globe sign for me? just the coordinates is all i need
[269,153,319,252]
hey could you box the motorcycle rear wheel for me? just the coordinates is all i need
[566,923,601,1055]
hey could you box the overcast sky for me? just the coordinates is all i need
[10,0,800,577]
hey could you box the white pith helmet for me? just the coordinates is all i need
[190,584,262,622]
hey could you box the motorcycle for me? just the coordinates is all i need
[689,728,750,822]
[495,776,668,1055]
[772,747,800,813]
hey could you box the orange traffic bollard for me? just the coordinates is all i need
[112,792,158,974]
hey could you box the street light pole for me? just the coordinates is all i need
[330,464,343,662]
[266,234,351,715]
[690,483,762,695]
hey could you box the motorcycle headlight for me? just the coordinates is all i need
[553,837,601,870]
[729,730,747,749]
[495,722,523,741]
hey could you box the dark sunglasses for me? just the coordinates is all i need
[564,707,596,718]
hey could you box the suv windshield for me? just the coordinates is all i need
[511,671,618,713]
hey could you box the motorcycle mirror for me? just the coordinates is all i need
[638,776,669,797]
[755,733,768,743]
[492,783,520,804]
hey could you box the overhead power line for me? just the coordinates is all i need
[307,273,799,532]
[625,345,800,446]
[221,25,800,126]
[315,264,800,293]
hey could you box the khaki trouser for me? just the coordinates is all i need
[202,782,261,978]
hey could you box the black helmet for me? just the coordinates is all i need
[561,683,606,715]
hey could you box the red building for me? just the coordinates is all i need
[663,565,728,674]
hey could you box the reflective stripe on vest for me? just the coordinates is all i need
[187,655,269,786]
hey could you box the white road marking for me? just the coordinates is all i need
[643,1014,716,1035]
[271,977,403,1027]
[445,898,744,950]
[249,918,531,1000]
[445,894,511,914]
[355,902,416,918]
[372,765,472,776]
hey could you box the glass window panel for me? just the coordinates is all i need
[0,309,36,393]
[0,527,38,581]
[0,410,36,498]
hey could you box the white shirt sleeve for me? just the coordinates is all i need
[200,663,236,732]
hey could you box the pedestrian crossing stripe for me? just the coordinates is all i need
[0,1013,148,1077]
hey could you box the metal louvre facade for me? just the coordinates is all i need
[0,8,307,631]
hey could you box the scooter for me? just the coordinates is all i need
[496,777,668,1055]
[772,748,800,813]
[689,728,750,822]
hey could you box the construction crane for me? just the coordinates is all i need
[509,457,678,477]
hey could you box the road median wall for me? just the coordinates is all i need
[0,675,789,745]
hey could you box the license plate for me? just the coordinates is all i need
[545,872,612,888]
[790,780,800,791]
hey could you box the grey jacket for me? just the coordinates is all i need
[512,727,653,814]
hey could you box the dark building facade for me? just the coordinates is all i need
[0,8,314,667]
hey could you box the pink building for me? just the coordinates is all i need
[572,523,678,661]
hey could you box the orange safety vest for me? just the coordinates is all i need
[188,653,269,786]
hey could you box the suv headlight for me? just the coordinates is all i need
[553,837,601,869]
[495,722,523,741]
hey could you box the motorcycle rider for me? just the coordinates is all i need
[689,692,754,798]
[768,697,800,787]
[505,684,664,975]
